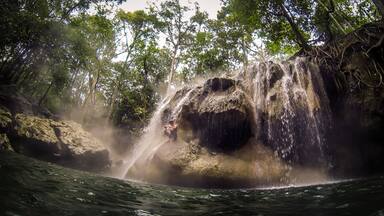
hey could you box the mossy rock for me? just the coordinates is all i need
[10,114,110,171]
[0,105,12,131]
[0,133,13,151]
[14,114,59,145]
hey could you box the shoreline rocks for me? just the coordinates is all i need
[0,93,111,172]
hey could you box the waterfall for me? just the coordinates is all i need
[120,57,332,182]
[250,57,331,167]
[119,96,171,178]
[120,87,196,178]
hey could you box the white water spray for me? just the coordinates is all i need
[119,96,171,178]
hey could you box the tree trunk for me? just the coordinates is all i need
[372,0,384,18]
[107,81,119,121]
[167,47,178,90]
[280,4,309,50]
[318,0,347,35]
[92,70,101,105]
[323,0,335,42]
[38,82,53,106]
[241,35,249,70]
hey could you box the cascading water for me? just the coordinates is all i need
[119,96,172,178]
[120,87,196,179]
[121,57,332,185]
[249,57,331,167]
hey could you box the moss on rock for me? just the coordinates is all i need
[0,106,12,131]
[9,114,110,172]
[0,133,13,151]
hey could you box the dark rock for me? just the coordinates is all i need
[269,63,284,87]
[162,77,254,152]
[308,22,384,176]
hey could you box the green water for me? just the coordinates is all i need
[0,152,383,216]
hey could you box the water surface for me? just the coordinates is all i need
[0,152,383,216]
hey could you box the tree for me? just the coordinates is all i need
[222,0,380,54]
[224,0,312,52]
[150,0,197,87]
[108,9,160,119]
[0,0,125,114]
[179,6,226,79]
[109,44,170,127]
[71,14,116,108]
[372,0,384,17]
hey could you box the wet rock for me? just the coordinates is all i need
[162,77,254,152]
[250,59,331,167]
[128,139,288,188]
[9,114,110,172]
[139,64,331,186]
[269,63,284,87]
[308,22,384,176]
[0,89,109,172]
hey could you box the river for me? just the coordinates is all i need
[0,151,383,216]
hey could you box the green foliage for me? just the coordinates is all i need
[223,0,379,53]
[0,0,380,133]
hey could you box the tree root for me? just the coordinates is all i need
[304,22,384,90]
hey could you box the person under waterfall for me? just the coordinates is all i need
[164,120,178,141]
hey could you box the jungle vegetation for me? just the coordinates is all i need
[0,0,381,133]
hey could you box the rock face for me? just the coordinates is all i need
[10,114,110,171]
[128,69,333,187]
[128,139,288,188]
[308,22,384,176]
[0,92,110,172]
[253,60,331,167]
[125,77,291,187]
[162,78,254,152]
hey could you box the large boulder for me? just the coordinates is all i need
[9,114,110,171]
[126,77,291,187]
[0,89,110,172]
[162,77,254,152]
[148,140,288,187]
